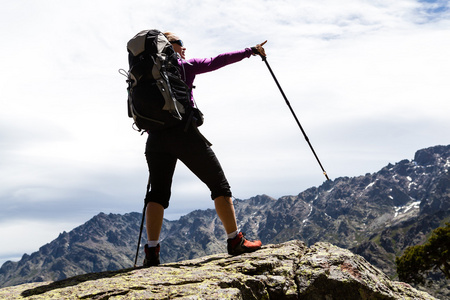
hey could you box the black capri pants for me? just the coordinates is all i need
[144,123,232,209]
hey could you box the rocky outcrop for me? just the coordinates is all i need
[0,241,436,300]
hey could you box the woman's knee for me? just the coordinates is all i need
[211,188,232,200]
[145,190,171,209]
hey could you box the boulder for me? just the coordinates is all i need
[0,240,436,300]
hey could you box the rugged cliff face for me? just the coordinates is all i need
[0,241,437,300]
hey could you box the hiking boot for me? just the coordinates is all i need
[143,243,160,267]
[227,232,262,255]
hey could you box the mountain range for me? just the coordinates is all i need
[1,144,449,298]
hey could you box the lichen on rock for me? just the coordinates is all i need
[0,240,437,300]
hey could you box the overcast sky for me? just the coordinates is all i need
[1,0,449,266]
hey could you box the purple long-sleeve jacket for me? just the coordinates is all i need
[178,48,254,106]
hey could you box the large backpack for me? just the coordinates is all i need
[123,29,200,132]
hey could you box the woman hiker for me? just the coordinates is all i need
[143,31,267,267]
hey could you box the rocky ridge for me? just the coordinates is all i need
[1,144,449,298]
[0,241,437,300]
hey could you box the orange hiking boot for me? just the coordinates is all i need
[227,232,262,255]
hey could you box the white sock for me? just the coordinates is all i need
[227,230,239,239]
[147,240,159,247]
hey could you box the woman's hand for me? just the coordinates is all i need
[252,40,267,57]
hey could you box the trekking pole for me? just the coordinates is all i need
[133,177,151,267]
[134,203,147,267]
[261,55,330,181]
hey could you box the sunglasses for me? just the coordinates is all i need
[170,40,184,47]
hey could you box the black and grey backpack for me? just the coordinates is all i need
[121,29,202,132]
